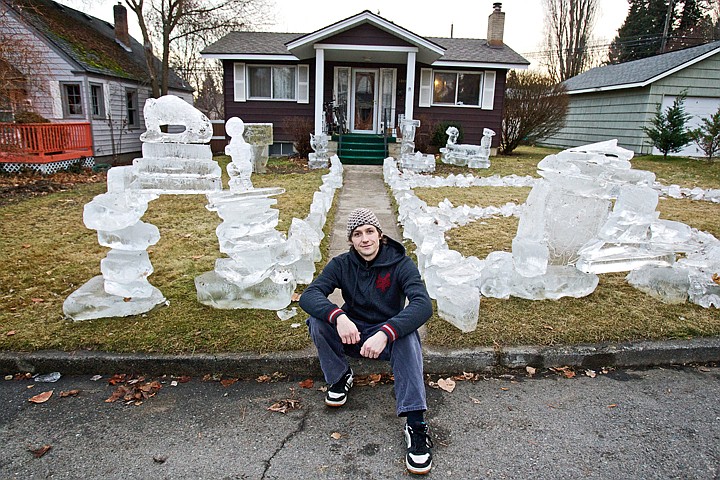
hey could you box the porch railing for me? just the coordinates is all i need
[0,122,93,163]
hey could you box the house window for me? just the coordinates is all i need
[61,82,83,117]
[90,83,105,119]
[432,71,482,106]
[247,65,296,100]
[126,88,139,127]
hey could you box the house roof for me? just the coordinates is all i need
[201,10,529,69]
[6,0,191,91]
[563,40,720,94]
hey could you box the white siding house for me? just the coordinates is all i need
[1,0,193,164]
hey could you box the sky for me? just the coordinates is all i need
[55,0,630,67]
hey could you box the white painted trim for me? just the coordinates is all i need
[432,60,529,70]
[298,64,310,104]
[481,70,496,110]
[315,48,324,135]
[233,63,246,102]
[406,51,416,119]
[201,53,298,61]
[568,46,720,95]
[286,11,444,55]
[418,68,432,108]
[315,44,419,53]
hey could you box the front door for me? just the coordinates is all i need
[351,69,377,133]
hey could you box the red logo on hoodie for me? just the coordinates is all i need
[376,272,391,292]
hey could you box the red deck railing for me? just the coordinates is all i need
[0,122,94,163]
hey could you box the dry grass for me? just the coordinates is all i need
[0,157,328,354]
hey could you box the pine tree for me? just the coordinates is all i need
[641,94,692,159]
[607,0,716,64]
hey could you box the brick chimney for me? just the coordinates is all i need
[487,2,505,48]
[113,2,131,51]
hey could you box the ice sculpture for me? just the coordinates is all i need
[398,116,435,173]
[308,133,330,169]
[384,139,719,332]
[242,123,273,174]
[440,127,494,169]
[225,117,254,191]
[196,143,344,310]
[64,95,220,321]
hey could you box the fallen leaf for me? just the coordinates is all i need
[256,374,271,383]
[220,378,238,387]
[437,378,456,393]
[153,455,168,464]
[291,292,301,302]
[30,298,44,303]
[608,404,618,408]
[29,390,53,403]
[22,244,31,248]
[585,369,597,378]
[452,372,475,381]
[551,366,576,379]
[712,273,720,285]
[178,376,191,383]
[29,445,51,458]
[542,324,554,330]
[191,255,203,260]
[298,379,314,389]
[526,366,536,376]
[90,375,102,381]
[123,297,132,302]
[59,389,80,397]
[267,398,301,414]
[6,330,16,336]
[330,432,342,440]
[470,396,481,404]
[500,387,509,391]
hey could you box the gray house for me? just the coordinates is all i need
[542,40,720,157]
[0,0,193,168]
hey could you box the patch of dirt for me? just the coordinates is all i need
[0,169,106,206]
[265,156,314,174]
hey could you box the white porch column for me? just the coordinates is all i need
[314,47,325,135]
[405,51,416,120]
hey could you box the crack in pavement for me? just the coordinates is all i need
[260,406,310,479]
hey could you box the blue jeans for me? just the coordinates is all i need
[306,316,427,416]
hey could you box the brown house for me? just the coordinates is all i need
[201,4,528,161]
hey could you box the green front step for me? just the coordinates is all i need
[336,134,389,165]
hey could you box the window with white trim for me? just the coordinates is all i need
[61,82,83,117]
[432,71,482,106]
[247,65,297,100]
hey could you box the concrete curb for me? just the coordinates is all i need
[2,337,719,378]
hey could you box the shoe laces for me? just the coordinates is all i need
[408,424,433,454]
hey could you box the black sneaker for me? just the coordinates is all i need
[404,422,433,475]
[325,369,353,407]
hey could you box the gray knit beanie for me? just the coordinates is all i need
[346,208,382,239]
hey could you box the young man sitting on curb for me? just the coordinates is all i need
[299,208,434,475]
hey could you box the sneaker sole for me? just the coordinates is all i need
[406,460,432,475]
[324,396,347,407]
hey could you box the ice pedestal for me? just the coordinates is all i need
[242,123,273,174]
[195,270,295,310]
[398,117,435,173]
[63,275,166,321]
[308,133,330,169]
[435,284,480,333]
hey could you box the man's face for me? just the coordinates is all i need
[350,225,381,261]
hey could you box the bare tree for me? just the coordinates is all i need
[123,0,270,97]
[0,0,51,120]
[542,0,599,82]
[500,70,569,155]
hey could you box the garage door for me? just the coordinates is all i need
[653,95,720,157]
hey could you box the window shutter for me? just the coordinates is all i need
[481,70,496,110]
[297,64,309,104]
[233,63,246,102]
[419,68,432,107]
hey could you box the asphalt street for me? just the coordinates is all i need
[1,365,719,479]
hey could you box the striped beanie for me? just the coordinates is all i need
[346,208,382,239]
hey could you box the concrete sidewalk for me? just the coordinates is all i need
[1,164,719,376]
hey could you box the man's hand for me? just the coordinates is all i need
[360,331,388,359]
[336,315,360,344]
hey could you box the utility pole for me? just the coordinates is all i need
[660,0,674,53]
